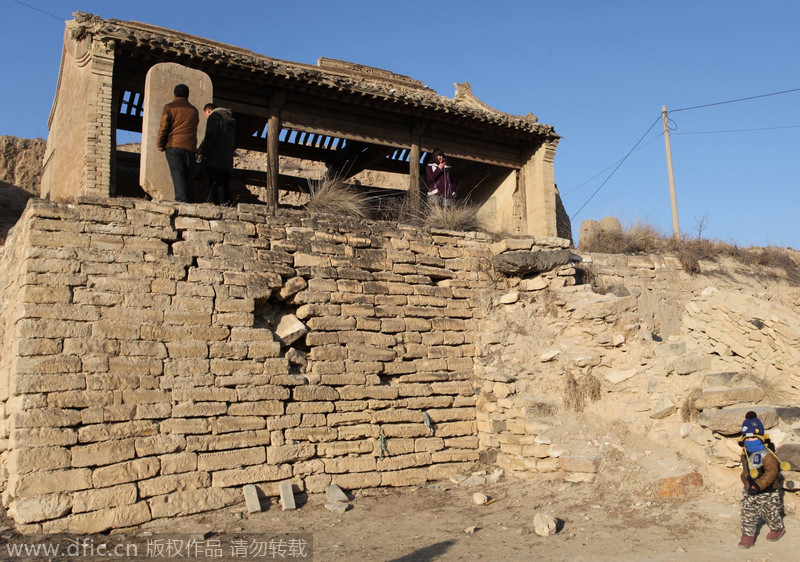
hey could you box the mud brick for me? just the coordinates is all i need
[323,456,376,474]
[293,385,339,401]
[8,468,92,497]
[317,440,373,457]
[187,430,270,452]
[211,416,266,434]
[198,447,266,472]
[380,467,428,487]
[92,457,160,488]
[227,401,284,416]
[72,483,138,514]
[72,438,136,467]
[286,402,335,415]
[8,447,71,474]
[267,444,316,464]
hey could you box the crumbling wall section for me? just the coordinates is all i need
[0,198,570,533]
[579,253,689,340]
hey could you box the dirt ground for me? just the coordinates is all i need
[0,469,796,561]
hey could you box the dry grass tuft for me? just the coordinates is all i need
[734,370,791,405]
[562,369,601,412]
[305,176,369,219]
[679,388,702,422]
[580,221,800,279]
[374,195,485,232]
[422,200,484,232]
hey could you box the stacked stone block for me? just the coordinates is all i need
[0,198,571,532]
[683,289,800,392]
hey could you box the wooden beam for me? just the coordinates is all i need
[266,91,286,213]
[409,119,427,215]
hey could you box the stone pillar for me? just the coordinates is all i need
[520,139,559,237]
[140,63,212,201]
[83,38,117,198]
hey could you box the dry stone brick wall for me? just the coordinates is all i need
[0,197,569,533]
[683,288,800,392]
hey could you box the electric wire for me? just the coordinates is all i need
[674,125,800,135]
[561,132,664,197]
[11,0,65,21]
[671,87,800,113]
[569,115,661,221]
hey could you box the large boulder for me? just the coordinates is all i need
[492,249,572,276]
[697,406,778,435]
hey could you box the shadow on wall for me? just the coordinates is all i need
[0,181,34,242]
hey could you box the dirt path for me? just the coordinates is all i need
[0,472,797,560]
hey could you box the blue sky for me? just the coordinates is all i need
[3,1,799,248]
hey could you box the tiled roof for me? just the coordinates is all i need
[71,12,558,139]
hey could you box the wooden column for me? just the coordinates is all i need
[409,119,427,214]
[266,91,285,213]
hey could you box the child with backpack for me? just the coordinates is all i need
[738,410,787,548]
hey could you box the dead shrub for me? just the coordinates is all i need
[680,388,701,422]
[373,194,421,225]
[305,176,369,219]
[422,200,483,232]
[733,370,791,404]
[580,219,799,280]
[623,223,662,253]
[562,369,601,412]
[527,401,559,416]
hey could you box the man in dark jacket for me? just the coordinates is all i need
[198,104,236,205]
[157,84,199,203]
[425,148,457,207]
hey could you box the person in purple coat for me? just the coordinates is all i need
[425,148,457,207]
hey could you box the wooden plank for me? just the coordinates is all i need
[266,108,281,212]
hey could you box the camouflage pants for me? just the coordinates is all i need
[741,489,783,536]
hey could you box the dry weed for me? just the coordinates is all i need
[562,369,601,412]
[734,370,791,405]
[539,289,560,317]
[581,220,799,280]
[422,200,484,232]
[680,388,702,422]
[305,176,369,219]
[526,401,559,416]
[373,194,421,225]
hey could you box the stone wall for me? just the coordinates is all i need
[0,197,571,533]
[579,252,689,340]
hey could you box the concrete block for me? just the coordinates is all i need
[279,482,296,511]
[243,484,262,513]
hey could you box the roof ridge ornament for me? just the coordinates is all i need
[453,82,538,124]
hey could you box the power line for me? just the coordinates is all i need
[11,0,64,21]
[671,87,800,113]
[569,115,662,221]
[674,125,800,135]
[562,133,664,196]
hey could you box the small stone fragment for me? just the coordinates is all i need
[464,526,477,534]
[486,469,504,484]
[324,501,348,514]
[533,512,558,537]
[459,475,486,488]
[326,484,349,503]
[473,493,488,505]
[449,474,467,485]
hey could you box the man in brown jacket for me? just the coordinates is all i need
[157,84,199,202]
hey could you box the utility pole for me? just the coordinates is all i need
[662,105,680,239]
